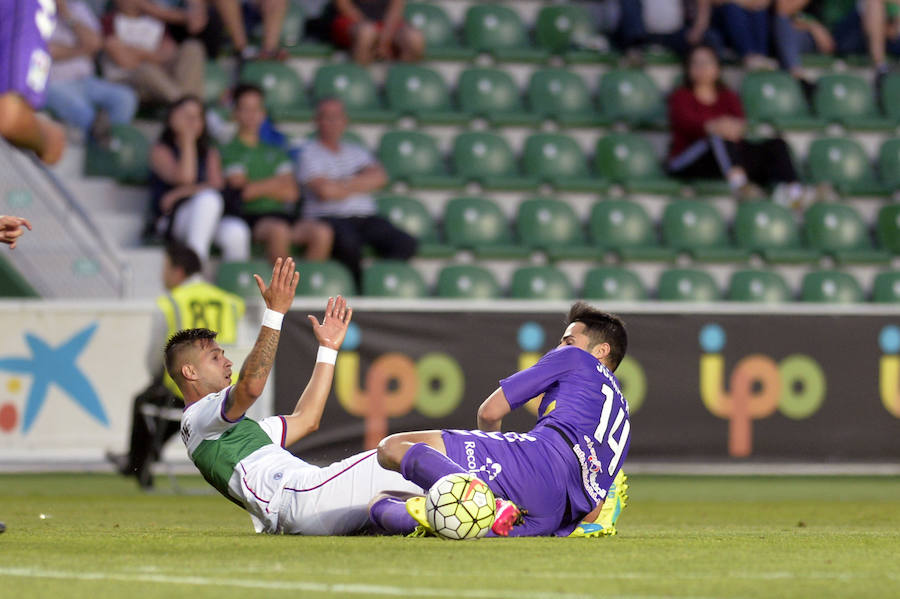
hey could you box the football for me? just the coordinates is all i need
[426,473,496,540]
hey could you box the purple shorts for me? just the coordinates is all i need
[0,0,55,108]
[441,429,578,537]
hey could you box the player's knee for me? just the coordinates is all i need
[376,435,403,470]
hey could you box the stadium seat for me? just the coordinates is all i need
[739,71,821,129]
[872,271,900,302]
[881,73,900,123]
[294,260,356,297]
[240,61,310,121]
[452,132,533,189]
[534,5,593,54]
[813,74,892,129]
[734,201,819,262]
[597,69,665,127]
[362,261,427,298]
[527,68,600,126]
[436,265,501,299]
[443,197,528,258]
[727,269,793,303]
[405,2,473,60]
[516,197,592,259]
[800,270,864,303]
[385,65,466,124]
[457,68,534,125]
[312,64,393,122]
[662,200,747,262]
[804,202,888,263]
[878,138,900,191]
[521,133,604,191]
[806,137,886,196]
[510,266,574,300]
[657,268,720,302]
[377,131,460,187]
[877,203,900,254]
[83,124,149,184]
[216,260,271,298]
[589,200,675,261]
[204,61,229,105]
[582,267,647,301]
[463,4,546,61]
[376,195,453,258]
[594,133,681,194]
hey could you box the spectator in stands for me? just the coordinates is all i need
[0,0,66,165]
[694,0,779,69]
[667,45,806,205]
[45,0,138,144]
[222,84,333,264]
[327,0,424,64]
[150,95,250,262]
[616,0,724,60]
[211,0,289,60]
[0,216,32,250]
[831,0,900,83]
[771,0,835,81]
[297,98,417,285]
[107,241,245,489]
[101,0,205,105]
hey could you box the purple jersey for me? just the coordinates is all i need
[0,0,56,108]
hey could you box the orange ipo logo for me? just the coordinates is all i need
[699,324,826,457]
[877,325,900,417]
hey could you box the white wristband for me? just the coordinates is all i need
[261,309,284,331]
[316,346,338,365]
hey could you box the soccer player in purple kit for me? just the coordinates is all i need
[372,302,631,537]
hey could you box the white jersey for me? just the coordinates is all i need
[181,386,421,534]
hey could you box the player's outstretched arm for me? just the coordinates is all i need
[224,257,299,421]
[476,387,512,432]
[281,295,353,447]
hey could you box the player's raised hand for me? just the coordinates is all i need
[308,295,353,350]
[0,215,32,249]
[253,257,299,313]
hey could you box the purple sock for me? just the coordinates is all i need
[399,443,466,490]
[369,497,418,535]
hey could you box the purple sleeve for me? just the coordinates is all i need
[499,347,576,410]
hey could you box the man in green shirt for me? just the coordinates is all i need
[221,84,333,264]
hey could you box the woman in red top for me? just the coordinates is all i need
[330,0,424,65]
[667,45,802,202]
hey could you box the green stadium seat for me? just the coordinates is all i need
[452,132,533,189]
[582,267,647,301]
[589,200,675,261]
[377,131,460,187]
[216,260,271,298]
[872,271,900,302]
[362,261,427,298]
[734,201,819,263]
[312,64,393,122]
[405,2,474,60]
[463,4,547,61]
[444,197,528,258]
[813,74,892,129]
[806,137,886,196]
[878,138,900,191]
[295,260,356,297]
[877,203,900,253]
[657,268,720,301]
[203,61,229,105]
[516,197,592,259]
[804,202,888,263]
[376,195,453,258]
[240,61,310,121]
[510,266,574,300]
[594,133,681,194]
[728,269,792,303]
[0,254,38,297]
[597,69,665,127]
[385,65,466,124]
[436,265,501,299]
[739,71,822,129]
[457,68,534,125]
[800,270,864,303]
[661,200,748,262]
[83,124,149,184]
[521,133,604,191]
[527,69,601,126]
[881,74,900,123]
[534,5,593,54]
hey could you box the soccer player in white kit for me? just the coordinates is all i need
[170,257,420,534]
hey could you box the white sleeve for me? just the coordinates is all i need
[297,144,324,183]
[257,416,287,448]
[182,386,242,455]
[351,144,377,171]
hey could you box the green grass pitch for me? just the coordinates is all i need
[1,473,898,599]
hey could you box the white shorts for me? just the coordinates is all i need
[276,450,422,535]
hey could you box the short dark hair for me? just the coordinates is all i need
[233,83,264,106]
[165,241,201,278]
[164,328,217,389]
[566,302,628,371]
